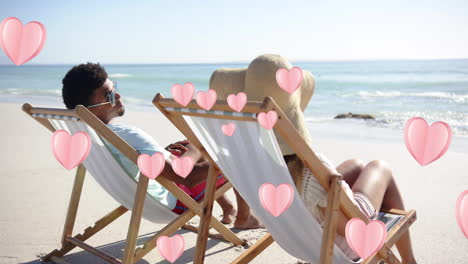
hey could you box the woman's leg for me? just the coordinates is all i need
[336,158,365,187]
[351,160,416,264]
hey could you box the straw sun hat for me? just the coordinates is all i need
[209,54,315,156]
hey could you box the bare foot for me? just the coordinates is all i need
[221,207,237,224]
[234,215,264,229]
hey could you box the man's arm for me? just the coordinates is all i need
[161,139,210,187]
[158,155,210,188]
[166,141,204,162]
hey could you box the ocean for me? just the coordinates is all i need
[1,59,467,136]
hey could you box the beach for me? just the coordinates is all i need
[1,100,468,264]
[1,0,467,261]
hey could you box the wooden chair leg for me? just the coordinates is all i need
[133,181,241,262]
[205,202,244,246]
[122,175,149,264]
[231,234,275,264]
[182,224,230,243]
[364,245,401,264]
[64,237,121,264]
[42,206,128,262]
[43,164,128,263]
[320,175,342,264]
[133,210,196,262]
[61,164,86,244]
[382,246,401,264]
[364,210,417,264]
[194,165,219,264]
[159,176,244,246]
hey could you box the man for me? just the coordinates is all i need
[61,62,262,229]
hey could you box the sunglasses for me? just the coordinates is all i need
[87,82,118,108]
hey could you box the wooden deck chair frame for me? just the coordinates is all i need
[22,103,245,264]
[153,94,417,264]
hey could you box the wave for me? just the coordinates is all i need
[376,112,468,136]
[109,73,132,78]
[121,96,150,105]
[304,116,333,122]
[0,88,62,97]
[304,111,468,136]
[342,90,468,103]
[318,73,468,83]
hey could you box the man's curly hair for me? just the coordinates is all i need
[62,63,108,109]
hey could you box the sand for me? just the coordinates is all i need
[1,101,468,264]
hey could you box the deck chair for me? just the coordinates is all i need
[22,103,244,264]
[153,94,417,264]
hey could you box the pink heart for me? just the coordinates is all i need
[171,156,194,178]
[171,82,195,106]
[51,130,91,170]
[227,92,247,112]
[0,17,47,65]
[456,190,468,239]
[137,153,165,179]
[258,183,294,217]
[221,123,236,136]
[257,111,278,130]
[275,67,303,94]
[345,218,387,260]
[157,235,185,263]
[404,117,452,166]
[196,89,217,110]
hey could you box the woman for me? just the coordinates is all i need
[209,54,417,263]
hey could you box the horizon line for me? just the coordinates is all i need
[1,57,468,66]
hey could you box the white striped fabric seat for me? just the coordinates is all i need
[183,115,356,263]
[182,114,403,263]
[32,114,178,224]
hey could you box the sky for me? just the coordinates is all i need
[0,0,467,64]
